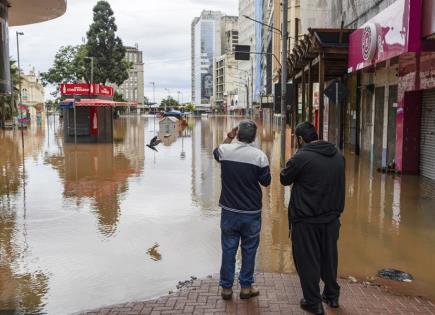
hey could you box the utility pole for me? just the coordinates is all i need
[16,32,24,155]
[164,88,170,112]
[84,56,94,85]
[149,81,156,104]
[280,0,288,167]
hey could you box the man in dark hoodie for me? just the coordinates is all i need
[280,122,345,315]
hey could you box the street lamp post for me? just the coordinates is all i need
[16,31,24,155]
[281,0,289,167]
[164,88,170,112]
[84,56,94,85]
[149,81,156,104]
[242,12,290,166]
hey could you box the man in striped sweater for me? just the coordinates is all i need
[213,120,271,300]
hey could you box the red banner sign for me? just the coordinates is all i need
[60,83,114,97]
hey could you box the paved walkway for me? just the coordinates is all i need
[80,273,435,315]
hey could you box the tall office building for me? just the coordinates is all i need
[238,0,263,108]
[191,10,223,110]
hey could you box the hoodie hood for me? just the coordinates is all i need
[300,140,338,157]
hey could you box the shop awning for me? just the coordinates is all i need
[60,99,138,107]
[288,28,353,82]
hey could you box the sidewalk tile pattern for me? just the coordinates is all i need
[79,273,435,315]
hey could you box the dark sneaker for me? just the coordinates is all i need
[300,298,325,315]
[322,294,339,308]
[240,285,260,299]
[221,287,233,300]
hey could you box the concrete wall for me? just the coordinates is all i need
[301,0,397,31]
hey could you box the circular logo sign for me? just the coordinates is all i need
[361,23,377,61]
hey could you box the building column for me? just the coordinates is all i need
[318,53,325,139]
[301,67,306,122]
[355,72,361,155]
[308,61,313,123]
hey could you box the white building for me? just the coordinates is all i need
[238,0,255,110]
[191,10,223,111]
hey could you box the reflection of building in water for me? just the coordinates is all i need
[0,133,23,200]
[113,118,145,174]
[0,133,49,313]
[63,144,140,237]
[191,117,231,211]
[256,129,294,274]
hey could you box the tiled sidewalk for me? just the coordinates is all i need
[80,273,435,315]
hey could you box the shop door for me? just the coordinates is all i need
[387,85,398,165]
[373,87,385,166]
[420,89,435,181]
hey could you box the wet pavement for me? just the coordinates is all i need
[80,272,435,315]
[0,115,434,314]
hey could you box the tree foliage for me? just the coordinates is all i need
[41,1,131,97]
[41,45,85,86]
[184,103,196,112]
[160,96,179,110]
[0,60,22,123]
[85,0,130,85]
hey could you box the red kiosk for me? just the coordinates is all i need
[60,83,135,143]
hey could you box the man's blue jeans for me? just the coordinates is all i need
[219,209,261,289]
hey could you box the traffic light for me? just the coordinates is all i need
[234,45,250,61]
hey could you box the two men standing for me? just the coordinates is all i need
[214,120,345,315]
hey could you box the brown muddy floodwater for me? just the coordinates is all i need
[0,116,434,314]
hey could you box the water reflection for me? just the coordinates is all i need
[63,144,137,237]
[0,131,49,314]
[146,243,162,262]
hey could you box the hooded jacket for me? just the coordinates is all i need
[280,141,345,225]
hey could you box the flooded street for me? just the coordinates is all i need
[0,116,434,314]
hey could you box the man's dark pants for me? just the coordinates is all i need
[220,210,261,288]
[291,218,341,305]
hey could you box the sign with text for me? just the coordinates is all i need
[347,0,422,73]
[60,83,114,97]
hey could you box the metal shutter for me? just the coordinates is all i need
[421,89,435,181]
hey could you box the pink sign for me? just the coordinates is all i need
[348,0,423,73]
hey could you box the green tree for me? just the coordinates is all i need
[160,96,179,110]
[185,103,196,112]
[41,45,85,85]
[85,1,130,85]
[0,60,22,127]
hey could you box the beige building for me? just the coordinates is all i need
[21,69,45,122]
[214,16,239,112]
[214,54,240,112]
[115,45,144,106]
[271,0,301,85]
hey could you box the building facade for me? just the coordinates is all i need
[114,45,144,106]
[290,0,435,182]
[191,10,223,110]
[213,16,239,112]
[21,68,45,122]
[238,0,256,109]
[214,54,240,112]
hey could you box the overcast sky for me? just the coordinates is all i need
[9,0,238,102]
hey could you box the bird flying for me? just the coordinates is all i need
[146,136,162,152]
